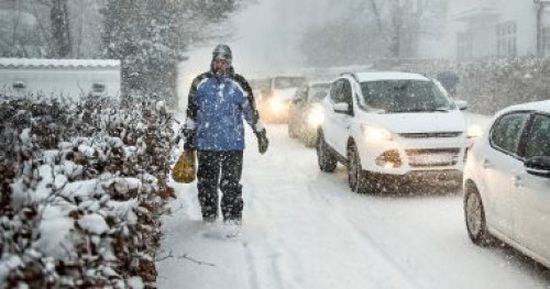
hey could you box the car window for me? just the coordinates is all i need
[330,80,343,103]
[294,85,307,101]
[359,80,453,113]
[307,84,329,102]
[341,80,353,105]
[523,114,550,158]
[274,76,306,89]
[490,112,529,155]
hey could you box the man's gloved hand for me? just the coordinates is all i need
[173,135,181,146]
[184,138,195,151]
[183,129,195,151]
[255,129,269,154]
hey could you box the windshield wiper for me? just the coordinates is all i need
[388,107,450,113]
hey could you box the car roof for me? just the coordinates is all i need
[354,71,430,82]
[497,100,550,116]
[308,81,330,86]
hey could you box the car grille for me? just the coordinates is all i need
[399,132,463,139]
[405,148,460,167]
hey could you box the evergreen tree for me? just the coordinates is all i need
[100,0,239,106]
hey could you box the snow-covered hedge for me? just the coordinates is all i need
[452,57,550,114]
[0,94,176,288]
[391,57,550,114]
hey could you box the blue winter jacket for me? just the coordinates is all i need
[183,70,264,151]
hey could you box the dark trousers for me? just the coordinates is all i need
[197,150,243,221]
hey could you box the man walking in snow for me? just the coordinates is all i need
[181,44,269,225]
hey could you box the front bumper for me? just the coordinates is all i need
[357,134,467,176]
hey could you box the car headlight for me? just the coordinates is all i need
[268,98,285,113]
[466,125,483,139]
[361,125,393,142]
[307,105,324,127]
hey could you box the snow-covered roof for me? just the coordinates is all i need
[0,58,121,69]
[354,71,430,82]
[498,100,550,115]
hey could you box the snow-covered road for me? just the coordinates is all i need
[157,114,550,289]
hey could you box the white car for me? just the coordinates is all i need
[316,72,468,193]
[463,100,550,268]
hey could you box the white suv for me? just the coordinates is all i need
[316,72,468,193]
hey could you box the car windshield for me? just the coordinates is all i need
[308,84,330,102]
[274,76,306,89]
[359,80,455,113]
[249,78,271,91]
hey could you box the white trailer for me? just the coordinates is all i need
[0,58,121,100]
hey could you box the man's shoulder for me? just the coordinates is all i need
[232,73,249,83]
[231,73,251,90]
[191,72,213,91]
[192,72,212,85]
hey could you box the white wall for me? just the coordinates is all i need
[0,67,120,100]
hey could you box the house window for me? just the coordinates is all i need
[92,83,106,93]
[457,32,472,59]
[12,81,26,90]
[496,21,517,57]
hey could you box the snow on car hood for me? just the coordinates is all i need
[361,110,467,134]
[272,88,298,100]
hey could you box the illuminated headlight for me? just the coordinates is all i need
[268,98,285,113]
[362,125,393,142]
[466,125,483,139]
[307,105,324,127]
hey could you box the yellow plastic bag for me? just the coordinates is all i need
[171,150,196,183]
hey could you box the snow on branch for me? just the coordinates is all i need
[0,93,177,288]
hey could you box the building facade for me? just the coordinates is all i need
[0,58,121,100]
[447,0,550,59]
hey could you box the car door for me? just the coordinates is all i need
[290,85,307,126]
[514,113,550,258]
[333,79,355,155]
[484,112,530,237]
[323,80,344,152]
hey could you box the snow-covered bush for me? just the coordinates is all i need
[0,94,176,288]
[393,57,550,114]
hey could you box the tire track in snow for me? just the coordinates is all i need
[248,143,419,288]
[305,175,425,289]
[242,169,303,289]
[306,172,550,289]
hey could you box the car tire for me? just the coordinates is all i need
[347,144,370,194]
[317,132,337,172]
[464,184,493,246]
[288,121,298,138]
[304,132,317,148]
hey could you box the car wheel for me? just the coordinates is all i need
[347,144,369,194]
[317,132,337,172]
[464,185,492,246]
[304,132,317,148]
[288,121,297,138]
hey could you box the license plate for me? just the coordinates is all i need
[409,154,456,165]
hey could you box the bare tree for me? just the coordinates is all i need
[299,0,446,65]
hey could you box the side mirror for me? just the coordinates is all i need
[524,156,550,178]
[455,99,468,111]
[332,102,350,114]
